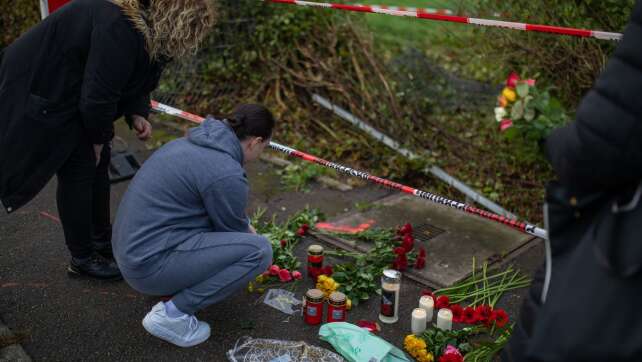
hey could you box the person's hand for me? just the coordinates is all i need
[249,225,257,234]
[132,115,152,141]
[93,144,104,166]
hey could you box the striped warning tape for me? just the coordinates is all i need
[150,100,548,239]
[264,0,623,41]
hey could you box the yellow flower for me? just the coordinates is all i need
[346,298,352,310]
[318,275,328,283]
[417,350,428,359]
[502,87,517,102]
[255,275,265,283]
[247,282,254,293]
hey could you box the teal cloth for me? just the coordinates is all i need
[319,322,411,362]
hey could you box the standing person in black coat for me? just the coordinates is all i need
[503,1,642,361]
[0,0,217,279]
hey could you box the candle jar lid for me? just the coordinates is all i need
[306,289,325,303]
[382,269,401,284]
[308,244,324,255]
[329,292,346,305]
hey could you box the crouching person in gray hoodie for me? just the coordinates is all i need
[112,104,275,347]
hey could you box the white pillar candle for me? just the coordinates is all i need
[436,308,453,331]
[411,308,427,335]
[419,296,434,321]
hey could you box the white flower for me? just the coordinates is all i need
[495,107,507,122]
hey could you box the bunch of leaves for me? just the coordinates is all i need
[434,258,531,308]
[333,227,396,245]
[421,326,484,359]
[464,325,513,362]
[325,227,418,306]
[498,76,568,164]
[251,206,324,272]
[278,163,332,192]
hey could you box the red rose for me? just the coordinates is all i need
[278,269,292,282]
[322,265,333,276]
[421,289,434,296]
[450,304,464,323]
[462,307,477,324]
[499,119,513,132]
[280,239,287,248]
[296,227,306,237]
[419,247,426,258]
[402,234,414,252]
[269,265,280,276]
[393,247,407,256]
[435,295,450,309]
[394,254,408,271]
[475,305,493,325]
[292,271,303,280]
[491,308,509,328]
[439,353,463,362]
[301,224,310,232]
[398,223,413,235]
[506,72,520,89]
[414,256,426,269]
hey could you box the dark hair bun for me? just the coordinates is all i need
[226,104,275,141]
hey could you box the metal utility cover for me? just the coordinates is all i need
[312,194,537,288]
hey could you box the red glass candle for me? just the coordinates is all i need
[307,244,324,281]
[304,289,324,325]
[327,292,347,323]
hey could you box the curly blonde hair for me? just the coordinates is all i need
[111,0,217,60]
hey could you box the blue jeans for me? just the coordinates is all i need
[124,232,272,315]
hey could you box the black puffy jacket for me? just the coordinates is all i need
[0,0,164,213]
[546,2,642,193]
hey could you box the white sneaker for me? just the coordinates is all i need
[142,302,211,347]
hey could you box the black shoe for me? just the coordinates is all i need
[68,253,122,280]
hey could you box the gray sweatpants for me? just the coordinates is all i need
[124,232,272,315]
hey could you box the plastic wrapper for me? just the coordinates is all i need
[227,336,345,362]
[263,289,301,315]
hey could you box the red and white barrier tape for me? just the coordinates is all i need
[354,4,454,15]
[150,100,548,239]
[264,0,622,41]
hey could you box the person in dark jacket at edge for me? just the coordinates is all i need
[503,1,642,361]
[112,104,274,347]
[0,0,216,279]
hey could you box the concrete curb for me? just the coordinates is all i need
[0,319,31,362]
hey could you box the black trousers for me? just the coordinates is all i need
[56,138,111,259]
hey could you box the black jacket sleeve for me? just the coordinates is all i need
[79,19,142,144]
[545,1,642,193]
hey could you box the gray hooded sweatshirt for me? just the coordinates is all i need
[113,117,250,278]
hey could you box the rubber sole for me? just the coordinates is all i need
[142,315,211,348]
[67,265,123,281]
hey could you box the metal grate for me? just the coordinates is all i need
[412,223,446,243]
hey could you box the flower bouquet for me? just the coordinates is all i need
[495,72,568,162]
[248,207,323,293]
